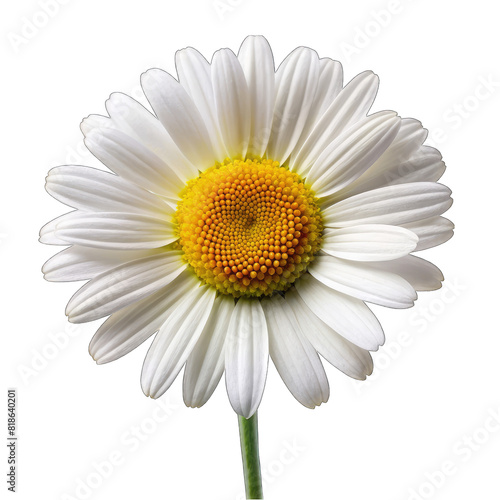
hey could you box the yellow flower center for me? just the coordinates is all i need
[176,158,322,297]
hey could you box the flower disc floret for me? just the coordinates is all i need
[176,158,323,297]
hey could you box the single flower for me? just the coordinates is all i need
[41,36,453,419]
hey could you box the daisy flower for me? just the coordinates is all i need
[41,35,453,420]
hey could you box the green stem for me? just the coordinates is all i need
[238,412,263,499]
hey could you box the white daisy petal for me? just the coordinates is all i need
[322,224,418,262]
[80,114,109,135]
[322,182,453,227]
[308,255,417,309]
[212,48,251,159]
[237,35,275,158]
[384,146,446,186]
[371,118,428,168]
[295,273,384,351]
[84,127,184,200]
[141,284,216,399]
[141,68,215,169]
[39,212,75,245]
[266,47,320,164]
[175,48,227,161]
[104,93,199,181]
[309,111,401,198]
[290,70,379,175]
[53,211,177,250]
[307,58,344,129]
[334,147,446,206]
[401,216,454,251]
[66,251,185,323]
[288,58,343,165]
[262,295,329,408]
[45,165,171,216]
[286,288,373,380]
[368,255,444,291]
[183,295,235,408]
[90,271,197,364]
[42,246,161,282]
[225,298,269,418]
[329,118,428,201]
[79,114,111,139]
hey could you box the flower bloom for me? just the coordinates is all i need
[41,36,453,417]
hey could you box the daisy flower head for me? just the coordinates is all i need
[41,36,453,418]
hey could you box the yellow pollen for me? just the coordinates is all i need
[175,158,323,297]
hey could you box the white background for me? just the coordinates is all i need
[2,1,499,499]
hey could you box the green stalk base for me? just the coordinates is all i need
[238,412,263,499]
